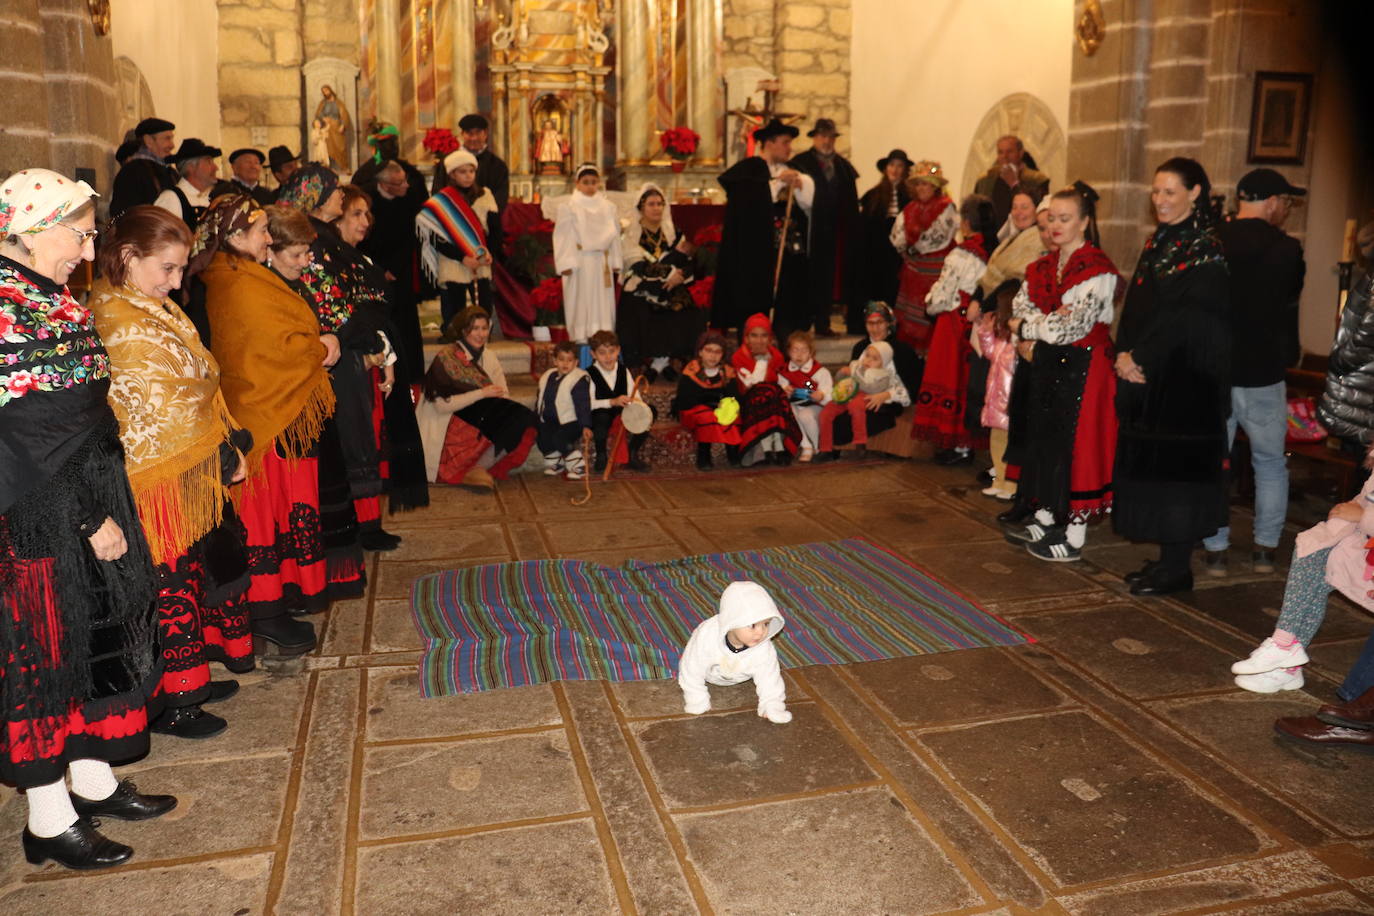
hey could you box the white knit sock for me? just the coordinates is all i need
[26,778,78,838]
[1034,509,1056,527]
[68,758,118,801]
[1067,521,1087,549]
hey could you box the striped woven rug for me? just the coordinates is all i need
[409,538,1030,697]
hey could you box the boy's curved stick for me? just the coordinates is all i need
[571,428,594,506]
[601,373,649,482]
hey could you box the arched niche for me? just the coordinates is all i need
[114,56,155,141]
[961,93,1066,198]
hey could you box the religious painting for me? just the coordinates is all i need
[1247,71,1313,165]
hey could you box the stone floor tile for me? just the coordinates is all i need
[677,788,981,915]
[916,710,1265,886]
[848,647,1069,726]
[1306,636,1369,691]
[275,668,361,915]
[0,853,273,914]
[682,508,838,553]
[318,596,367,657]
[354,820,615,915]
[359,731,586,839]
[122,670,307,771]
[368,598,423,653]
[504,520,550,559]
[540,515,677,554]
[381,521,507,562]
[374,554,510,599]
[97,755,288,862]
[651,473,793,509]
[765,463,910,501]
[1156,692,1374,836]
[553,543,703,565]
[1019,605,1239,699]
[391,484,504,522]
[1176,581,1373,643]
[633,704,875,809]
[826,493,1002,548]
[612,672,806,719]
[1080,540,1163,580]
[1053,849,1340,916]
[904,542,1100,603]
[365,667,562,742]
[1211,889,1373,914]
[523,475,647,515]
[493,479,539,519]
[560,681,697,915]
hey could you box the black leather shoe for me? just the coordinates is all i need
[204,679,239,704]
[22,819,133,870]
[996,502,1033,526]
[204,644,256,674]
[252,615,317,654]
[359,528,401,552]
[934,448,973,466]
[71,779,177,822]
[1130,565,1193,596]
[1124,560,1159,586]
[150,704,227,739]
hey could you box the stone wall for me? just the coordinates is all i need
[0,0,120,197]
[721,0,853,154]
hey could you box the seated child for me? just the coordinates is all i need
[671,330,742,470]
[535,340,592,479]
[1229,452,1374,694]
[586,329,656,473]
[678,581,791,724]
[975,282,1019,500]
[818,341,910,459]
[730,313,802,467]
[777,330,833,462]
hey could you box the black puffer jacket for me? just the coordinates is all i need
[1320,272,1374,444]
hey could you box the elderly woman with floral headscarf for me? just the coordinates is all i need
[279,164,401,555]
[193,193,338,656]
[889,161,958,353]
[0,170,176,870]
[617,182,700,382]
[90,205,255,740]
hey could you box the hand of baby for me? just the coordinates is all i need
[760,707,792,724]
[684,699,710,715]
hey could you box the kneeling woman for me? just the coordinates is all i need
[419,306,537,488]
[1005,183,1119,562]
[0,170,175,870]
[92,206,255,739]
[730,313,802,466]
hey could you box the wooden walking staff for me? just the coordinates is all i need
[570,429,594,506]
[601,373,649,482]
[770,184,795,323]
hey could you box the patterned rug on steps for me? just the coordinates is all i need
[409,538,1031,697]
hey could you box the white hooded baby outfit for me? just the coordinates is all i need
[678,581,791,724]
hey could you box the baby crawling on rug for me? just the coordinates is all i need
[678,581,791,724]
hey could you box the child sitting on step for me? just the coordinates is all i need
[777,330,833,463]
[817,341,909,460]
[678,581,791,724]
[535,340,592,480]
[587,330,655,473]
[672,331,741,471]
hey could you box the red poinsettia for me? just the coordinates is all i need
[692,224,722,247]
[661,127,700,159]
[529,277,565,325]
[423,127,460,158]
[688,275,714,309]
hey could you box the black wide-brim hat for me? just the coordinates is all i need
[134,117,175,137]
[807,118,839,137]
[174,138,223,163]
[753,118,799,143]
[229,148,265,165]
[876,148,914,172]
[268,146,299,171]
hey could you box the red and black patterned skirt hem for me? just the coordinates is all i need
[237,449,329,620]
[155,532,253,708]
[736,383,801,455]
[679,405,742,445]
[912,311,986,450]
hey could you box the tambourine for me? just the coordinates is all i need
[622,400,653,434]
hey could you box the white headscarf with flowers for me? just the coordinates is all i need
[0,169,98,236]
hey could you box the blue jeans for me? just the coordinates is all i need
[1338,627,1374,702]
[1204,381,1289,552]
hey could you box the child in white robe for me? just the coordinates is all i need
[678,581,791,724]
[553,163,623,344]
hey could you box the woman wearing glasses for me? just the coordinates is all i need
[0,170,176,870]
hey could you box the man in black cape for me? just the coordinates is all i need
[110,117,177,219]
[789,118,861,335]
[712,118,814,340]
[358,159,429,386]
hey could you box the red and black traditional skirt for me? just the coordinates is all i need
[736,383,801,456]
[678,405,742,445]
[237,447,330,619]
[894,248,949,355]
[912,310,985,450]
[436,398,538,484]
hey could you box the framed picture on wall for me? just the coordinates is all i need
[1247,71,1313,165]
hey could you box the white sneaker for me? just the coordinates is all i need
[1234,667,1304,694]
[565,468,585,480]
[1231,637,1310,675]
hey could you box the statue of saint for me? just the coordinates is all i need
[535,119,569,175]
[313,85,352,171]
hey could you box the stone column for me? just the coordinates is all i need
[451,0,477,119]
[686,0,722,165]
[617,0,652,165]
[0,0,53,171]
[374,0,403,127]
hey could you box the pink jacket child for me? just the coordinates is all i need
[1229,470,1374,694]
[975,315,1017,431]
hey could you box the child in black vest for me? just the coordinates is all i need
[587,329,656,472]
[535,340,592,479]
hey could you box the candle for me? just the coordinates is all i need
[1341,218,1358,263]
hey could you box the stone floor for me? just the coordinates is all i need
[4,458,1374,915]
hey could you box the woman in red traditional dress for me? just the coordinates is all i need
[1004,183,1120,563]
[889,160,958,353]
[0,170,176,870]
[912,195,998,464]
[730,313,802,466]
